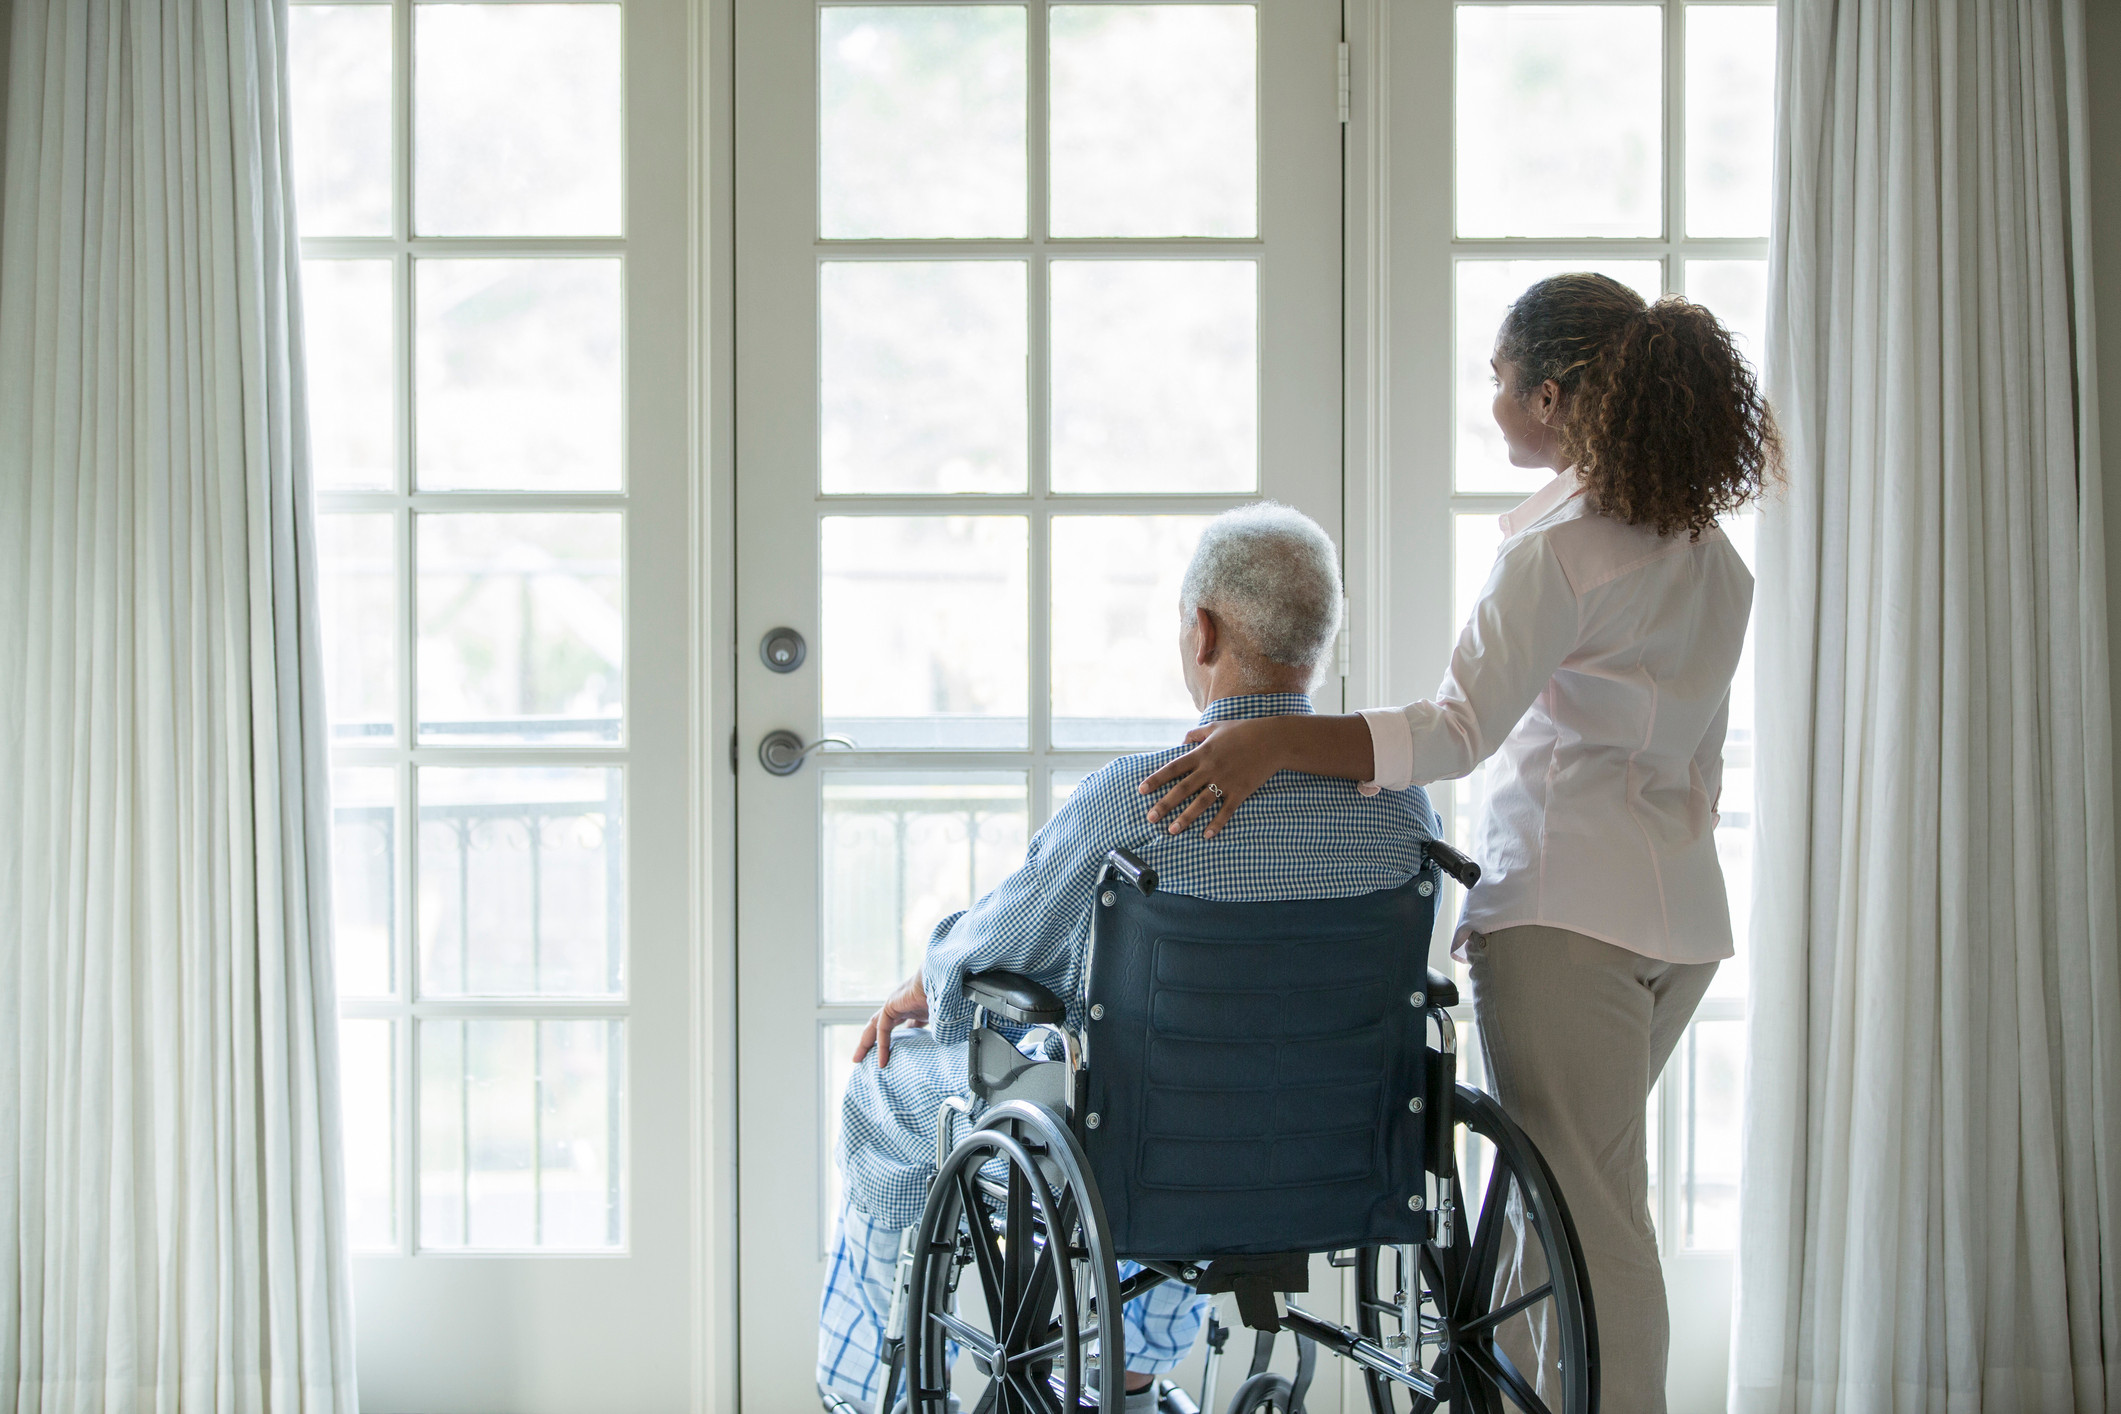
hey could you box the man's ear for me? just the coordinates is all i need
[1193,606,1219,663]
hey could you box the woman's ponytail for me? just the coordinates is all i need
[1499,274,1782,539]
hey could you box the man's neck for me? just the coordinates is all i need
[1195,674,1312,705]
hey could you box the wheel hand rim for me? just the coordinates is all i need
[918,1122,1101,1413]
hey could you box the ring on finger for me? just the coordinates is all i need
[1207,783,1224,801]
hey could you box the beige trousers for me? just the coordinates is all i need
[1465,925,1718,1414]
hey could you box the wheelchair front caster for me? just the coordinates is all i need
[1224,1373,1297,1414]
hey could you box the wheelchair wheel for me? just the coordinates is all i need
[903,1101,1128,1413]
[1224,1372,1298,1413]
[1354,1085,1598,1414]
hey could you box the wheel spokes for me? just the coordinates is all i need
[1460,1281,1553,1337]
[1003,1162,1030,1339]
[957,1167,1009,1320]
[1458,1338,1555,1414]
[1459,1152,1514,1323]
[1004,1224,1061,1353]
[930,1308,1003,1366]
[947,1140,1088,1412]
[1009,1369,1064,1414]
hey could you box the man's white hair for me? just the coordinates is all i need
[1179,503,1343,671]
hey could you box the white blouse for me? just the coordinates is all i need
[1361,470,1753,963]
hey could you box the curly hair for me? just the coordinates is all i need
[1497,273,1782,539]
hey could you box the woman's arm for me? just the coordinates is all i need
[1139,533,1581,838]
[1136,711,1374,837]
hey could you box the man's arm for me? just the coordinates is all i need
[919,769,1142,1049]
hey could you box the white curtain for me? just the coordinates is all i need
[0,0,358,1410]
[1736,0,2120,1409]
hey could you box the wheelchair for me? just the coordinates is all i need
[876,841,1598,1414]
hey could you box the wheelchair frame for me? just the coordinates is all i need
[871,844,1598,1414]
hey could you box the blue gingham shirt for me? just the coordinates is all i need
[837,693,1441,1228]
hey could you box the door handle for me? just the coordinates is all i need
[757,730,854,776]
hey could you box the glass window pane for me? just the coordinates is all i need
[1050,261,1257,494]
[416,512,622,744]
[1052,515,1211,748]
[419,1018,623,1250]
[1456,260,1663,494]
[820,7,1027,239]
[415,259,621,491]
[1684,258,1769,375]
[417,767,624,997]
[289,5,392,237]
[318,512,397,741]
[1456,6,1664,238]
[1453,513,1505,633]
[821,262,1027,494]
[331,766,397,998]
[340,1018,396,1249]
[1680,1018,1742,1248]
[1646,1069,1663,1240]
[821,1022,863,1247]
[303,259,395,491]
[1049,5,1256,238]
[414,4,621,236]
[1685,5,1776,238]
[821,771,1028,1004]
[1449,513,1506,866]
[822,517,1028,749]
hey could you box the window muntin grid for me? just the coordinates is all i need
[293,0,632,1255]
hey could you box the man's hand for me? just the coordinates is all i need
[852,971,930,1068]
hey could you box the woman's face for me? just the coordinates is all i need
[1491,352,1567,472]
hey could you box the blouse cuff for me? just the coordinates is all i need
[1357,707,1416,795]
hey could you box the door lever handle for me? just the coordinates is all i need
[758,730,855,776]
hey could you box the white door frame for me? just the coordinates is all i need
[721,0,1348,1403]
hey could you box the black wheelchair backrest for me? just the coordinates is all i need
[1080,871,1441,1260]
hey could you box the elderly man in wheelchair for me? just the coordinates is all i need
[823,505,1597,1414]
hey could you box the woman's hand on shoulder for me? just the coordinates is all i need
[1135,716,1293,839]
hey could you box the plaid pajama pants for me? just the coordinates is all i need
[818,1194,1212,1408]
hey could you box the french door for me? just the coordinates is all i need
[731,0,1346,1401]
[291,1,695,1408]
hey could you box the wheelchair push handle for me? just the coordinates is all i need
[1421,838,1481,890]
[1102,846,1157,895]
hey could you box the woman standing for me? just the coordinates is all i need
[1137,272,1779,1413]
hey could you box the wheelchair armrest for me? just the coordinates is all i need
[962,970,1068,1025]
[1424,968,1459,1010]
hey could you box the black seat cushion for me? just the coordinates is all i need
[1081,877,1440,1260]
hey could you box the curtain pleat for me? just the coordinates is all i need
[0,1,358,1410]
[1736,0,2119,1409]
